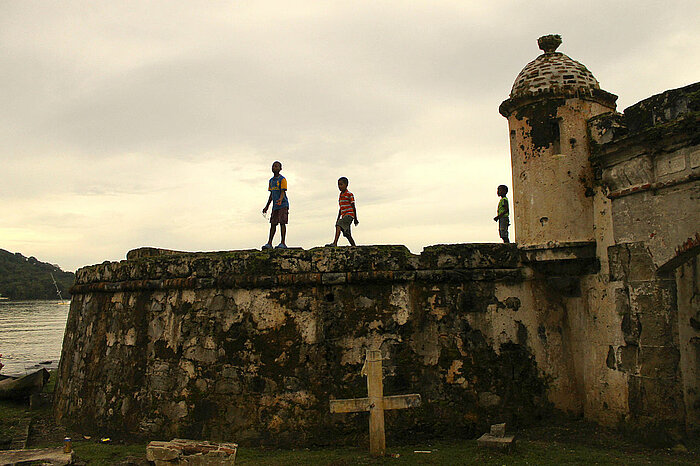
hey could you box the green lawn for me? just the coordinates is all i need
[70,441,150,465]
[232,440,698,465]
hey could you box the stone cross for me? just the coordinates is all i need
[330,350,421,457]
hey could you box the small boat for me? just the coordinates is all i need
[0,369,50,400]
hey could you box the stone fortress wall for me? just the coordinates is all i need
[588,82,700,433]
[54,36,699,445]
[55,244,583,445]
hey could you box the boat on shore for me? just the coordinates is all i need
[0,369,50,400]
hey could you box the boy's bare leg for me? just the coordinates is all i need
[280,224,287,245]
[268,224,277,245]
[346,233,356,246]
[331,225,342,246]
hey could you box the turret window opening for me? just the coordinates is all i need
[551,118,562,154]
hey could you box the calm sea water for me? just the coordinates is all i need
[0,300,70,377]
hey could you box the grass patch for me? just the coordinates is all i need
[0,401,32,448]
[234,440,699,465]
[71,441,149,465]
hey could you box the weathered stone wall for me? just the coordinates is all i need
[676,255,700,433]
[589,82,700,271]
[605,243,685,432]
[588,82,700,436]
[56,244,586,446]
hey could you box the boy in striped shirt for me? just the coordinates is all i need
[327,177,359,247]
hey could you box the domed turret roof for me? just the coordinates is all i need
[500,35,617,116]
[509,35,600,99]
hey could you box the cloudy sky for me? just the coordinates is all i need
[1,1,698,272]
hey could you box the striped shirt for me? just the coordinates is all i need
[339,190,355,218]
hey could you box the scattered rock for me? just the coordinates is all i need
[477,423,516,451]
[146,438,238,465]
[0,447,72,465]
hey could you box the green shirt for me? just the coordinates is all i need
[497,196,509,217]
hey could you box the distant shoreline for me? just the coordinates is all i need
[0,299,70,303]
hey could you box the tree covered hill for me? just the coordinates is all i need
[0,249,75,300]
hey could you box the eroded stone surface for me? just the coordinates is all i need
[56,244,557,446]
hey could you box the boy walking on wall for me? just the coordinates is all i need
[494,184,510,243]
[327,177,358,247]
[262,161,289,249]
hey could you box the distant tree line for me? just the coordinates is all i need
[0,249,75,300]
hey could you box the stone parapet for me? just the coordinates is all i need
[589,82,700,167]
[72,244,523,293]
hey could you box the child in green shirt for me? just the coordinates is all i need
[494,185,510,243]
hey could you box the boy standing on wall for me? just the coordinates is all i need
[494,184,510,243]
[262,161,289,249]
[326,177,359,247]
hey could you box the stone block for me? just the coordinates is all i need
[626,245,657,282]
[321,272,346,285]
[147,439,238,465]
[215,379,242,394]
[638,346,680,379]
[147,442,180,461]
[637,311,676,347]
[690,148,700,169]
[621,313,641,345]
[477,433,515,450]
[628,375,685,420]
[478,392,502,408]
[490,423,507,437]
[608,243,657,282]
[421,243,520,269]
[0,448,73,465]
[617,345,639,372]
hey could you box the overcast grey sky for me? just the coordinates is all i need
[1,1,698,271]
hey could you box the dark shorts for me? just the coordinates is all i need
[499,216,510,239]
[336,215,354,237]
[270,207,289,225]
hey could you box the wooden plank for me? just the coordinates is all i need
[365,350,386,457]
[383,394,421,410]
[329,397,370,413]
